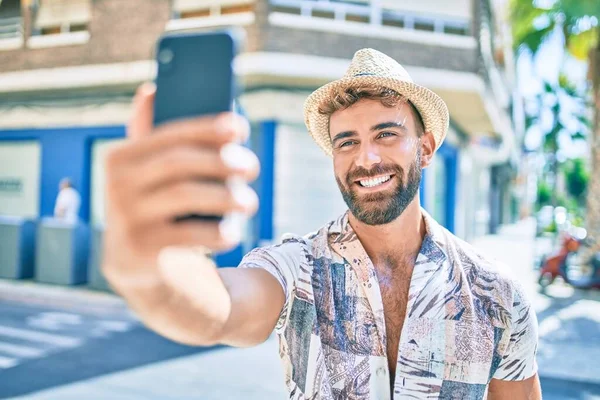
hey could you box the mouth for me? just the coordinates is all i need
[354,174,395,190]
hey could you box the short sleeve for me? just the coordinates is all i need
[238,238,304,332]
[492,280,539,381]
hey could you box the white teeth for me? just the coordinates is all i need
[359,175,391,188]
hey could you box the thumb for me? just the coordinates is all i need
[127,82,156,140]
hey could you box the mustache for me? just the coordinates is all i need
[346,164,404,185]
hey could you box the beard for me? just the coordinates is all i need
[336,150,422,226]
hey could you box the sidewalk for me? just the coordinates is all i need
[17,337,287,400]
[4,218,600,399]
[471,218,600,385]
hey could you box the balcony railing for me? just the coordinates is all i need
[270,0,471,36]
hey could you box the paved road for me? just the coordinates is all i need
[2,294,599,400]
[0,297,207,399]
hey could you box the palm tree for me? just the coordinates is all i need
[524,79,588,208]
[510,0,600,256]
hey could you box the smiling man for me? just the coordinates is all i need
[103,49,541,400]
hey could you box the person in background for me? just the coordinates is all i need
[53,178,81,224]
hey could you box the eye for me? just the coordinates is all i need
[339,140,357,148]
[378,131,396,138]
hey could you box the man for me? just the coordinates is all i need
[53,177,81,224]
[102,49,541,399]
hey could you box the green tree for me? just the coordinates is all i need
[524,80,588,206]
[563,157,590,205]
[537,179,552,207]
[510,0,600,252]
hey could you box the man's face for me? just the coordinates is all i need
[329,99,424,226]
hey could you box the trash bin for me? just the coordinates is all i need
[88,225,111,291]
[35,218,90,285]
[0,215,36,279]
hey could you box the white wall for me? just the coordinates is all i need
[91,138,124,226]
[0,141,41,218]
[459,150,491,241]
[273,123,348,241]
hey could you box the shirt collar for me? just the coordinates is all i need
[328,208,448,266]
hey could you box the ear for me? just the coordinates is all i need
[420,131,436,168]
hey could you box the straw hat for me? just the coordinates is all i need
[304,48,449,157]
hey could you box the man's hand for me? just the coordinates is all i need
[101,83,261,345]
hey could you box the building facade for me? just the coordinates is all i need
[0,0,523,266]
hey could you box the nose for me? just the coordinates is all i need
[355,143,382,170]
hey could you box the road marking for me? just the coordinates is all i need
[27,312,84,331]
[97,320,132,332]
[0,341,45,358]
[0,326,82,348]
[0,355,18,369]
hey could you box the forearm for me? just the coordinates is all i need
[488,375,542,400]
[107,260,233,346]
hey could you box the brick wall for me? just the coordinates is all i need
[262,26,479,73]
[255,0,479,74]
[0,0,170,72]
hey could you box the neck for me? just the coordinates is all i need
[348,197,426,267]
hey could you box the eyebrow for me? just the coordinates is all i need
[332,130,357,146]
[371,121,407,132]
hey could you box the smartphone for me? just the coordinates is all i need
[153,29,242,126]
[153,29,244,222]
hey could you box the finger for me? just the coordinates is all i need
[153,112,250,144]
[135,144,259,193]
[132,180,258,226]
[125,113,249,160]
[128,82,156,140]
[139,217,243,252]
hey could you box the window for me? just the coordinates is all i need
[168,0,255,31]
[0,0,23,50]
[28,0,91,47]
[33,0,91,35]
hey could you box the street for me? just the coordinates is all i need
[0,287,597,399]
[0,295,210,399]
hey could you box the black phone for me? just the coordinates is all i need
[153,29,242,126]
[153,29,244,222]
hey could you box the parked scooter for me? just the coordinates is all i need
[538,231,600,289]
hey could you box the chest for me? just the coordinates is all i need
[375,266,414,378]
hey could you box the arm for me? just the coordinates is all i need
[102,83,280,347]
[488,280,541,399]
[488,374,541,400]
[54,192,65,218]
[106,255,285,347]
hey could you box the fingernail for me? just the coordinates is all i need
[219,212,244,244]
[227,176,255,209]
[139,82,156,96]
[221,143,255,171]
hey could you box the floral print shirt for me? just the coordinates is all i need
[240,210,538,399]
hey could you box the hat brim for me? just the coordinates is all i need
[304,76,449,157]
